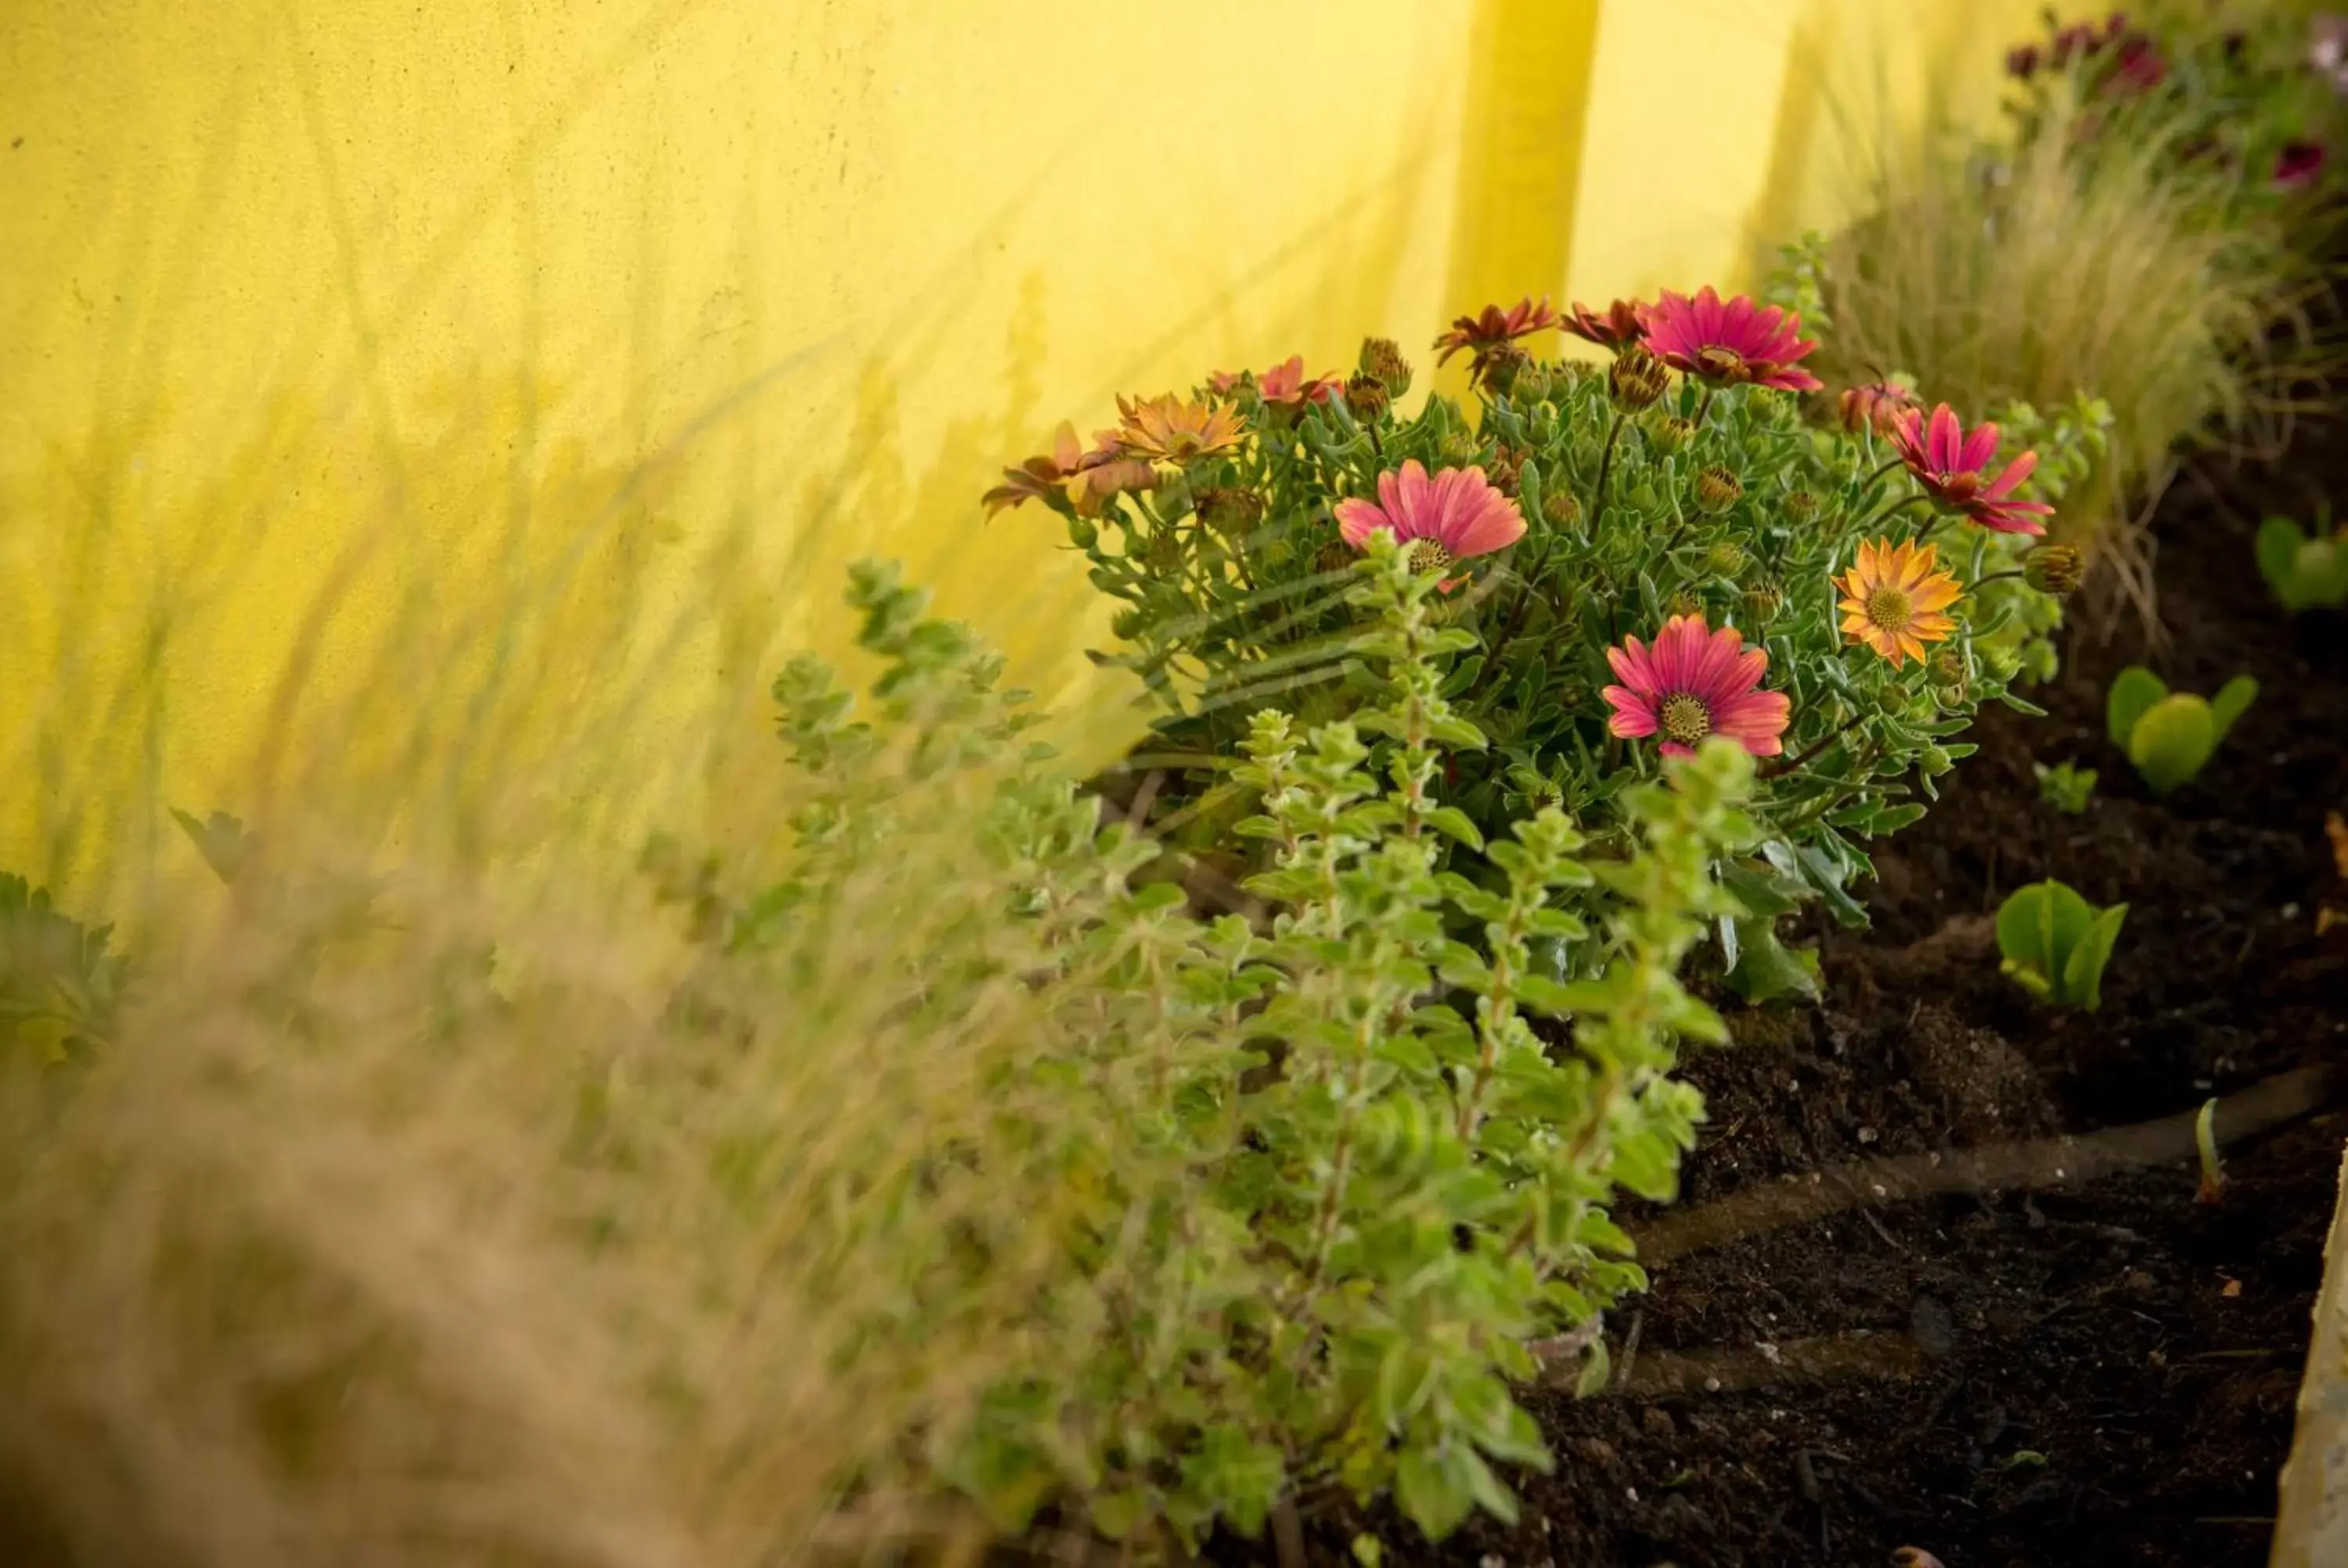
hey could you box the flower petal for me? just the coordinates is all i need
[1334,496,1390,548]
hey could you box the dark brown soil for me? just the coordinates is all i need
[1256,445,2348,1566]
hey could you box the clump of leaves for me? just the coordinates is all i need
[2033,759,2099,815]
[0,875,126,1066]
[2105,665,2258,796]
[645,542,1758,1551]
[1996,877,2128,1010]
[2256,512,2348,611]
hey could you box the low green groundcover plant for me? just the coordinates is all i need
[2033,758,2099,815]
[2256,511,2348,610]
[992,290,2101,998]
[1997,876,2129,1011]
[644,548,1758,1548]
[2105,664,2259,796]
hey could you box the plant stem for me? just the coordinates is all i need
[1852,491,1939,538]
[1588,411,1628,541]
[1764,710,1871,778]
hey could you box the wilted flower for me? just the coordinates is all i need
[2022,542,2085,595]
[1195,485,1266,541]
[1638,286,1824,392]
[1433,296,1562,376]
[1115,394,1247,464]
[1891,404,2055,535]
[1359,336,1413,396]
[1835,538,1962,665]
[1604,613,1791,757]
[1695,466,1744,512]
[2276,141,2328,190]
[1486,444,1528,495]
[982,420,1156,517]
[1609,347,1671,410]
[1478,341,1532,397]
[1564,297,1646,351]
[1333,459,1527,588]
[1839,379,1924,437]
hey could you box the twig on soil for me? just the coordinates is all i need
[1634,1065,2331,1265]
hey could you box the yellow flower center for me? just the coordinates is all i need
[1406,538,1454,577]
[1865,584,1914,631]
[1659,692,1712,746]
[1696,346,1748,380]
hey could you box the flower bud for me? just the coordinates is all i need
[1479,342,1530,397]
[1694,465,1744,512]
[1668,590,1705,618]
[2022,542,2085,595]
[1740,584,1784,626]
[1144,529,1183,571]
[1068,515,1099,550]
[1343,371,1389,424]
[1314,539,1357,577]
[1486,444,1526,495]
[1650,415,1696,453]
[1609,347,1670,411]
[1783,490,1821,524]
[1543,490,1583,529]
[1438,433,1479,466]
[1705,541,1747,576]
[1359,336,1413,397]
[1194,485,1265,541]
[1922,744,1954,776]
[1511,362,1554,404]
[1110,607,1145,640]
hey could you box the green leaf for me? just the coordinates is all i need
[2063,902,2127,1012]
[2105,665,2168,749]
[2208,675,2258,744]
[2126,692,2215,796]
[2256,516,2309,606]
[1424,806,1486,851]
[1395,1446,1475,1541]
[1723,915,1821,1005]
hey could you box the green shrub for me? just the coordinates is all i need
[642,544,1756,1548]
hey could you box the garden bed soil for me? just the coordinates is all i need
[1262,440,2348,1566]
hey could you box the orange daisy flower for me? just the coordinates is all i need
[1835,538,1963,666]
[1113,394,1246,464]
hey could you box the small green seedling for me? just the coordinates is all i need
[2256,514,2348,612]
[2105,666,2257,797]
[2033,761,2098,815]
[2195,1098,2224,1204]
[1996,879,2127,1010]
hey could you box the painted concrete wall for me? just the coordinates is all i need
[0,0,2026,905]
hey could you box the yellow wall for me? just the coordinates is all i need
[0,0,2023,908]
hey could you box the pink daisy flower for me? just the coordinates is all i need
[1889,404,2054,536]
[1604,614,1791,758]
[1332,459,1525,588]
[1208,353,1341,408]
[1637,286,1824,393]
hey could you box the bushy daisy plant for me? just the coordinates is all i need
[991,290,2105,992]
